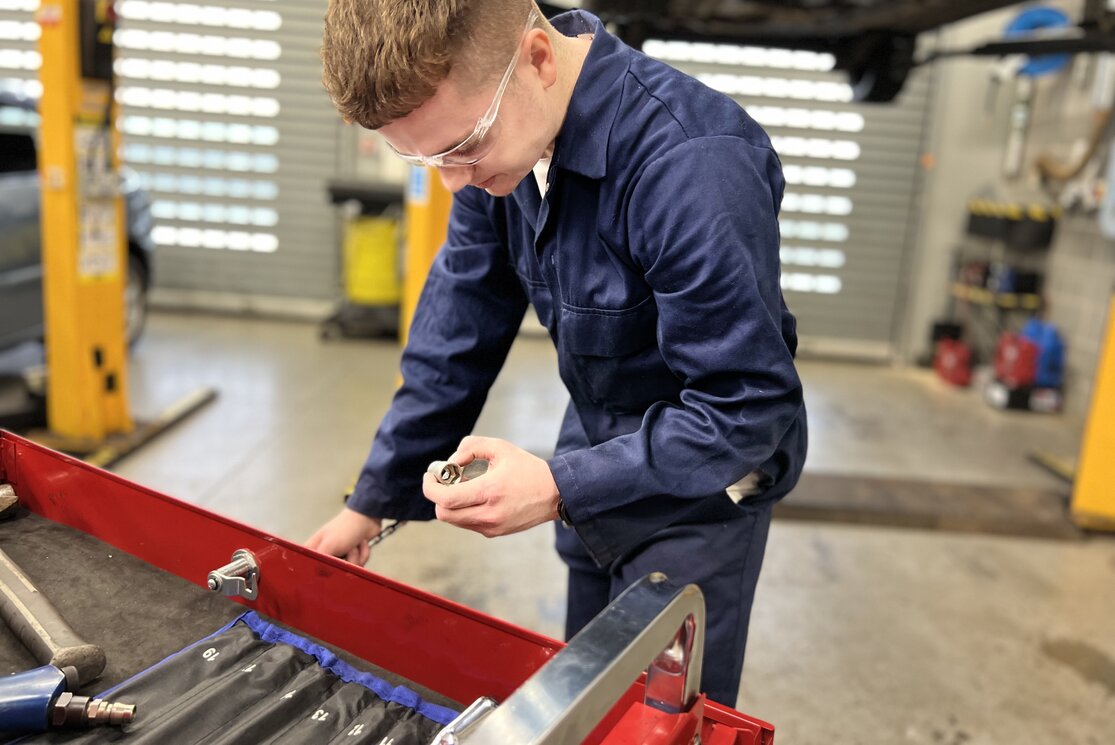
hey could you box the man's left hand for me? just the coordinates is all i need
[423,436,560,537]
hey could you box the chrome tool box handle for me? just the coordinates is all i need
[442,572,705,745]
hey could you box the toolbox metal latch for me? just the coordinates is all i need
[207,549,259,601]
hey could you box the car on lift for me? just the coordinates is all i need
[0,87,155,353]
[578,0,1091,102]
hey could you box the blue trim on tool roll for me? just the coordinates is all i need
[239,611,461,726]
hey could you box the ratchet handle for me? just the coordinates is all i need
[0,545,106,687]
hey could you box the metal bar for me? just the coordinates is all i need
[921,29,1115,64]
[588,0,1023,41]
[84,386,217,468]
[461,573,705,745]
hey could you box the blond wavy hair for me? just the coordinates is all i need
[322,0,535,129]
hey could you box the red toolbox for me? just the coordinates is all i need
[0,431,774,744]
[934,338,973,387]
[995,332,1040,388]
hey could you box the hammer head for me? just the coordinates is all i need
[0,483,19,521]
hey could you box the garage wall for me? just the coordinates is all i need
[0,0,341,316]
[904,0,1115,418]
[645,41,933,360]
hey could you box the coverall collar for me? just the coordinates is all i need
[550,10,631,181]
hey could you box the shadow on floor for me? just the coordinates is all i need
[777,471,1081,540]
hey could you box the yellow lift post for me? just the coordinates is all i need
[401,166,453,345]
[36,0,131,445]
[1072,293,1115,530]
[33,0,213,467]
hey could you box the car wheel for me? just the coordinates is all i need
[125,254,149,348]
[846,34,916,103]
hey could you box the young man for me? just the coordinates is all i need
[307,0,807,706]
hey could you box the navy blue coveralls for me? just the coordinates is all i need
[347,10,808,706]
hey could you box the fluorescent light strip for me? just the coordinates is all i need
[122,115,279,146]
[782,165,857,189]
[152,225,278,252]
[645,40,835,72]
[781,246,847,268]
[0,20,38,42]
[782,192,853,216]
[140,172,278,200]
[0,77,41,97]
[115,29,281,61]
[748,105,864,133]
[123,143,279,173]
[152,200,278,227]
[698,72,853,103]
[115,58,281,89]
[771,136,861,161]
[0,49,40,70]
[781,272,842,294]
[780,219,849,243]
[117,1,282,32]
[118,86,280,117]
[0,106,36,127]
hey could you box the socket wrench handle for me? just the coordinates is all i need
[0,545,106,687]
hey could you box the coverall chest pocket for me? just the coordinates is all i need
[558,297,678,412]
[517,271,554,332]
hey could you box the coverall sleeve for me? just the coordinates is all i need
[346,186,529,520]
[548,136,804,522]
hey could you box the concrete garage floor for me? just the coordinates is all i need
[26,312,1115,743]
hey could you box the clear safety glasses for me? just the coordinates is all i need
[388,8,540,168]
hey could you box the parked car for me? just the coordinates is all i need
[0,87,155,353]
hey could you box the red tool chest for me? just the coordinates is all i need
[0,431,774,744]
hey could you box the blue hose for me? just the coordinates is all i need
[0,665,68,732]
[1006,6,1072,77]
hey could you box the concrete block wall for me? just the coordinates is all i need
[1025,19,1115,416]
[1042,214,1115,415]
[905,0,1115,421]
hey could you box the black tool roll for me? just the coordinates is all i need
[17,612,458,744]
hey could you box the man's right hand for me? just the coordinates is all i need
[305,507,382,566]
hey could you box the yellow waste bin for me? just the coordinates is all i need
[344,216,401,306]
[320,211,403,340]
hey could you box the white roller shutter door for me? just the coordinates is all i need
[0,0,341,305]
[646,40,933,358]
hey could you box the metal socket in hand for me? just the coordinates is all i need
[427,459,489,486]
[429,460,461,485]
